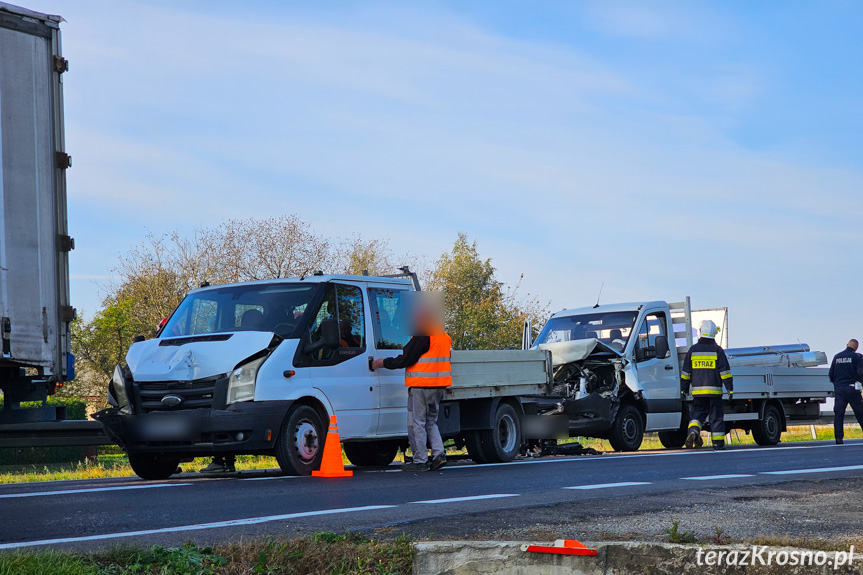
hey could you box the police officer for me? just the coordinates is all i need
[681,320,734,451]
[828,339,863,444]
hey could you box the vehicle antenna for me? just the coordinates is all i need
[593,282,604,309]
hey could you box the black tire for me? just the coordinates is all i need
[658,428,688,449]
[343,440,399,467]
[465,430,490,464]
[128,453,181,480]
[275,405,326,476]
[479,403,522,463]
[608,404,645,452]
[753,403,783,446]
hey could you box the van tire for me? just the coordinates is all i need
[479,403,522,463]
[609,404,644,452]
[658,428,688,449]
[344,440,399,467]
[275,405,326,476]
[465,431,490,464]
[128,453,181,480]
[753,403,783,446]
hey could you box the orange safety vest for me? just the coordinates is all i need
[405,333,452,388]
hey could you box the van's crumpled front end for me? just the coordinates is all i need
[534,338,631,436]
[94,332,293,457]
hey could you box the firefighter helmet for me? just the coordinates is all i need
[698,320,719,340]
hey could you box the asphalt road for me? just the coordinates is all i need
[2,440,863,552]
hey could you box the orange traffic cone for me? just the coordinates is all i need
[312,415,353,478]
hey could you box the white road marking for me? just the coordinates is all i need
[441,441,858,471]
[0,505,397,549]
[564,482,651,490]
[761,465,863,475]
[241,476,302,481]
[411,494,519,504]
[681,474,754,481]
[0,483,192,499]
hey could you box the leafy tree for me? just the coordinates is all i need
[428,233,548,349]
[66,299,153,403]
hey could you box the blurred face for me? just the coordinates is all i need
[403,292,445,336]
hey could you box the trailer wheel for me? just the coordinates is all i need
[658,428,688,449]
[275,405,325,476]
[608,404,644,452]
[753,403,783,446]
[479,403,522,463]
[128,453,181,480]
[344,440,399,467]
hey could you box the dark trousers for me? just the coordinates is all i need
[834,385,863,441]
[690,396,725,440]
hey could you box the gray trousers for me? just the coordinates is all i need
[407,387,446,464]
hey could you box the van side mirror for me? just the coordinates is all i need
[655,335,670,359]
[320,318,341,350]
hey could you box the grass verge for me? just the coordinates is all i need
[0,532,413,575]
[1,426,860,484]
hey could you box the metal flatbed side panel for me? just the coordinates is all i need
[730,367,832,399]
[446,349,551,401]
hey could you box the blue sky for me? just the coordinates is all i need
[30,0,863,355]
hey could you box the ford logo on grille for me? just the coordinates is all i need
[161,394,183,407]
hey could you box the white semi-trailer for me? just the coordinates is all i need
[0,3,74,424]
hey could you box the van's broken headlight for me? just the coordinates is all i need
[109,364,133,415]
[227,356,266,404]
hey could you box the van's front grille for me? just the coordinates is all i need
[136,375,227,412]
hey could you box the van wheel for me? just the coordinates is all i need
[465,431,490,464]
[275,405,325,476]
[753,403,782,446]
[344,440,399,467]
[609,404,644,452]
[128,453,181,480]
[479,403,522,463]
[658,428,688,449]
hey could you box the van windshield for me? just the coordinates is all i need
[161,283,317,339]
[534,311,638,351]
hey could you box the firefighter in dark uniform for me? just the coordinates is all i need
[828,338,863,444]
[681,320,734,451]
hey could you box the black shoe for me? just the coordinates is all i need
[713,441,726,451]
[428,453,447,471]
[402,462,428,472]
[836,439,844,445]
[684,429,698,449]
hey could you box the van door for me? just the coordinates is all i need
[633,310,680,430]
[304,283,379,439]
[367,287,412,437]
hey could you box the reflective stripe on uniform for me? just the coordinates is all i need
[711,433,725,440]
[688,420,701,429]
[681,373,691,380]
[416,357,449,363]
[405,371,452,378]
[720,370,733,380]
[691,388,722,395]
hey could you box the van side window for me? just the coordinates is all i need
[336,284,365,349]
[368,288,411,349]
[635,312,669,361]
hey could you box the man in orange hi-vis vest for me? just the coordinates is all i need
[373,293,451,472]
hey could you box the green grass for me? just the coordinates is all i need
[0,534,413,575]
